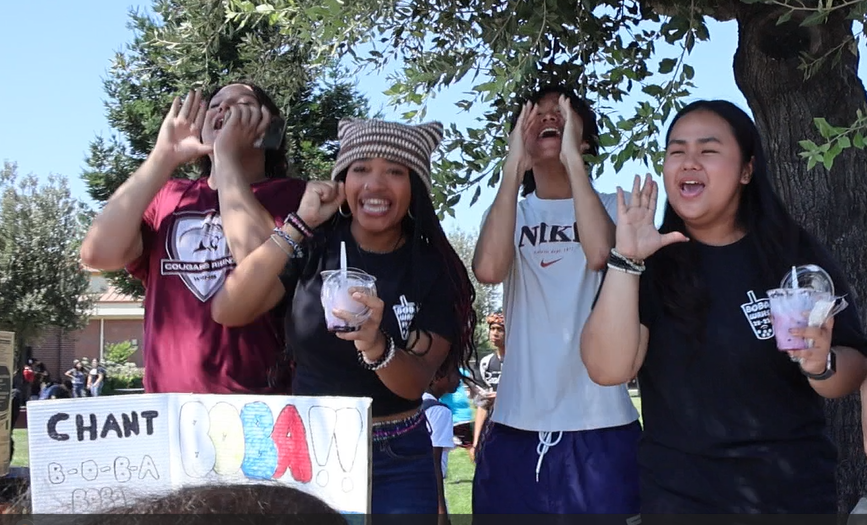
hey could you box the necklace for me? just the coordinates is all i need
[355,234,406,255]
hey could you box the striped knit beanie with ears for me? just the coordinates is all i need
[330,118,444,192]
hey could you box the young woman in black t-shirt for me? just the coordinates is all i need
[580,100,867,514]
[211,118,478,514]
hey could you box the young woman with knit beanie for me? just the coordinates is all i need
[211,118,479,514]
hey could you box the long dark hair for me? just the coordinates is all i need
[197,81,290,180]
[651,100,803,339]
[508,84,601,197]
[308,170,479,381]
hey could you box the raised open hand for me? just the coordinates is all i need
[506,101,535,178]
[558,94,588,166]
[615,174,689,261]
[213,103,271,162]
[153,89,213,167]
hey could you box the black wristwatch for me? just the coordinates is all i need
[801,349,837,381]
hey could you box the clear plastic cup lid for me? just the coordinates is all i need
[779,264,834,295]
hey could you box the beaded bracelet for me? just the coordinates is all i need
[272,227,305,259]
[358,329,396,371]
[608,248,645,274]
[284,212,314,239]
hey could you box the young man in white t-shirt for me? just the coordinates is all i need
[471,85,640,514]
[424,369,459,517]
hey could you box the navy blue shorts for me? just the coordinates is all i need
[473,421,642,515]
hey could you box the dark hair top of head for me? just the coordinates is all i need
[95,484,346,524]
[197,80,290,181]
[508,84,601,196]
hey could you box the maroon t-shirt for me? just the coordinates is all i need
[127,176,305,394]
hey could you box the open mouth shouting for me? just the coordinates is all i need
[538,127,562,140]
[678,179,706,198]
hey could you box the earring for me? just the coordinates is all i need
[407,208,415,221]
[338,203,352,218]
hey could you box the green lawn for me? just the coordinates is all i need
[11,429,27,468]
[9,396,643,514]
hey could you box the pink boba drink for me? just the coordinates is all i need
[320,268,377,333]
[767,288,825,350]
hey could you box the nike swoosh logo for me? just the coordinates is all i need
[540,258,563,268]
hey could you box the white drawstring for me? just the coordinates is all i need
[535,431,562,482]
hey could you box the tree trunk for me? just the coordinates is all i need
[733,5,867,515]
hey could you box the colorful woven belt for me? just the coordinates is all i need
[371,409,424,443]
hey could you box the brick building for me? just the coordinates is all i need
[29,270,143,379]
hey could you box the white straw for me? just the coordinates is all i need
[790,266,799,289]
[340,241,348,281]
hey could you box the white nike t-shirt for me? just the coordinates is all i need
[487,192,639,432]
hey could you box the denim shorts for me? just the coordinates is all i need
[371,410,437,514]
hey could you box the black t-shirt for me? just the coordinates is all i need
[637,234,867,513]
[480,352,503,392]
[282,222,457,418]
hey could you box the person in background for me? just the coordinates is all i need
[39,381,72,400]
[23,358,48,400]
[424,368,460,519]
[65,360,87,398]
[87,358,106,397]
[438,369,476,450]
[471,311,505,461]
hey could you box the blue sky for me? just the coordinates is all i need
[1,2,863,234]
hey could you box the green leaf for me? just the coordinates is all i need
[838,136,851,149]
[776,10,793,25]
[814,118,834,138]
[470,185,482,206]
[853,133,865,149]
[658,58,677,74]
[807,156,819,170]
[822,154,834,171]
[798,139,819,151]
[802,11,828,27]
[682,64,694,80]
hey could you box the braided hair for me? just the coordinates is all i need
[303,171,479,382]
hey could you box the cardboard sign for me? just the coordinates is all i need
[27,394,371,514]
[0,332,13,478]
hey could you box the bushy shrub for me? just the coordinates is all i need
[103,340,137,364]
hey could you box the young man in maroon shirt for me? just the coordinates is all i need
[81,84,304,394]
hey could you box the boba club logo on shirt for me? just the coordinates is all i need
[740,290,774,340]
[392,295,417,341]
[161,211,235,302]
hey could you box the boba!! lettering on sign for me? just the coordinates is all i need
[177,401,314,483]
[27,394,372,515]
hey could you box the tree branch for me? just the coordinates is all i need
[643,0,741,22]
